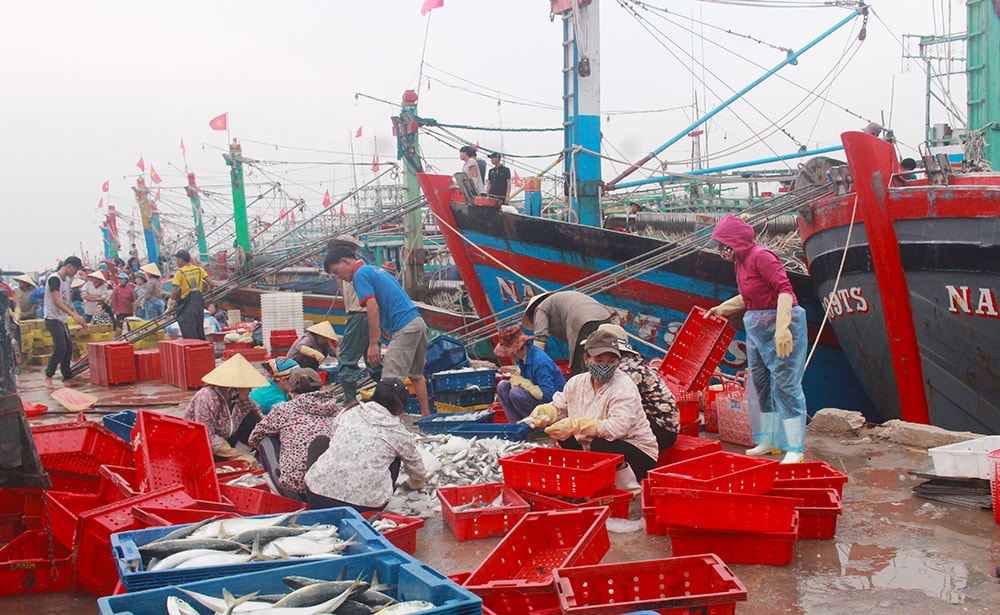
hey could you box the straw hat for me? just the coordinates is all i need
[13,274,36,287]
[521,292,553,330]
[87,271,107,283]
[306,321,342,342]
[140,263,162,277]
[70,278,86,289]
[581,323,640,356]
[201,354,270,389]
[494,325,533,358]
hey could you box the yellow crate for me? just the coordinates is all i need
[31,354,51,366]
[133,339,160,351]
[88,324,114,335]
[433,401,494,414]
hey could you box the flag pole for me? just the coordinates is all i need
[348,130,359,213]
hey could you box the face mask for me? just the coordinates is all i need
[588,361,617,383]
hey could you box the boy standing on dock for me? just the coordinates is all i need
[325,244,431,416]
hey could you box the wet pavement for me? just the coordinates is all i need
[5,366,1000,613]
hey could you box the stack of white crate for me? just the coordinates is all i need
[261,292,304,352]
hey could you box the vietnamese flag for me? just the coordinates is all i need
[339,204,345,216]
[371,154,380,172]
[322,190,331,207]
[514,170,523,188]
[136,156,145,172]
[98,198,104,209]
[102,180,109,192]
[155,188,162,200]
[355,125,363,138]
[150,166,162,185]
[180,138,187,156]
[421,0,444,15]
[209,113,228,131]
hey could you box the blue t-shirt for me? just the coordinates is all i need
[351,262,419,336]
[249,380,289,415]
[518,344,567,403]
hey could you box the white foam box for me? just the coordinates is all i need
[928,436,1000,479]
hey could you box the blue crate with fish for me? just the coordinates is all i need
[448,422,530,442]
[424,335,471,379]
[430,368,497,395]
[433,387,497,408]
[406,394,433,415]
[102,409,137,442]
[97,549,483,615]
[414,409,495,435]
[110,506,396,592]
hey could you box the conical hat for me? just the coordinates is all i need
[70,278,86,289]
[521,292,554,330]
[201,354,269,389]
[306,321,342,342]
[87,271,107,282]
[13,274,36,287]
[140,263,162,277]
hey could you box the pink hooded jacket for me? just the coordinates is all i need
[711,214,797,311]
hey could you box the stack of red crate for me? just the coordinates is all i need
[133,349,161,381]
[87,342,137,386]
[268,329,298,354]
[158,340,215,389]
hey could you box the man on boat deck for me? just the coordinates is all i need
[487,152,512,204]
[522,290,613,376]
[459,145,484,195]
[325,244,432,416]
[167,249,212,340]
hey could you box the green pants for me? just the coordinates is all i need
[339,312,381,402]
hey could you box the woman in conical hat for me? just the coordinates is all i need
[183,354,269,465]
[287,321,342,370]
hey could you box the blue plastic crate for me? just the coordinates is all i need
[448,423,530,441]
[415,410,494,435]
[102,410,137,442]
[424,336,470,378]
[97,550,483,615]
[110,506,395,592]
[433,387,496,408]
[406,395,432,415]
[430,368,497,393]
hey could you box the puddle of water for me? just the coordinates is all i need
[827,542,970,604]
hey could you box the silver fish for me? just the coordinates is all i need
[374,601,435,614]
[177,588,273,613]
[271,578,365,608]
[150,517,219,544]
[150,548,242,571]
[165,596,200,615]
[139,538,249,559]
[230,525,310,545]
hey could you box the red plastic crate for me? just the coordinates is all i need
[269,329,299,351]
[361,512,425,554]
[133,349,161,381]
[651,487,802,532]
[991,450,1000,525]
[648,451,779,494]
[131,506,239,528]
[158,339,216,389]
[88,341,137,386]
[438,483,530,541]
[553,554,748,615]
[679,419,701,436]
[223,347,269,361]
[499,448,622,498]
[657,306,736,393]
[490,402,508,424]
[132,410,221,502]
[465,507,612,615]
[641,479,667,536]
[515,487,632,519]
[703,384,725,432]
[656,433,722,466]
[44,492,105,550]
[219,484,307,516]
[674,390,701,425]
[771,487,842,539]
[772,461,849,497]
[31,419,134,489]
[97,464,140,502]
[666,512,799,566]
[0,488,43,542]
[0,530,73,595]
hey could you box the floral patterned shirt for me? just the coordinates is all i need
[182,386,262,451]
[618,354,679,435]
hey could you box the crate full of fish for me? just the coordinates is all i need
[429,367,497,394]
[438,482,531,541]
[363,512,426,555]
[447,423,529,442]
[414,409,494,435]
[432,387,497,408]
[97,549,483,615]
[110,506,396,592]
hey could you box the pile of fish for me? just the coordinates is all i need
[367,517,401,534]
[423,410,492,422]
[225,473,269,489]
[165,572,435,614]
[134,513,357,572]
[387,435,539,518]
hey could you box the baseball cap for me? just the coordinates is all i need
[375,377,409,409]
[288,368,323,394]
[585,329,621,358]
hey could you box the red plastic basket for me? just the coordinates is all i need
[656,433,722,467]
[553,554,748,615]
[679,420,701,436]
[490,402,508,424]
[667,512,800,566]
[703,384,726,432]
[716,373,753,447]
[131,506,239,528]
[132,410,221,502]
[223,347,269,361]
[159,339,216,389]
[991,450,1000,525]
[97,464,140,502]
[361,512,425,554]
[88,341,137,386]
[639,479,668,536]
[465,507,612,615]
[32,419,134,490]
[651,487,802,532]
[515,487,632,519]
[772,461,849,496]
[648,451,778,494]
[674,390,701,425]
[657,306,736,393]
[771,487,842,539]
[0,530,73,595]
[499,448,623,498]
[219,484,306,516]
[133,349,161,381]
[438,483,530,541]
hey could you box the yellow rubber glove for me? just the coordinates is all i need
[572,418,600,437]
[529,403,558,428]
[300,346,324,362]
[545,418,576,441]
[774,293,794,358]
[166,299,176,313]
[533,339,546,351]
[705,295,745,319]
[405,476,426,490]
[510,374,544,400]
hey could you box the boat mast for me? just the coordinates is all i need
[185,172,210,263]
[556,0,602,228]
[224,139,253,266]
[967,0,999,169]
[133,177,160,265]
[393,89,427,300]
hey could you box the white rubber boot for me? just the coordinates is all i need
[780,416,806,464]
[746,412,781,456]
[615,463,641,495]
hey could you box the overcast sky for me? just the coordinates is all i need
[0,0,967,271]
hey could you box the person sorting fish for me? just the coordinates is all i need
[249,357,300,414]
[286,321,341,370]
[528,329,658,491]
[183,354,267,466]
[522,290,613,375]
[493,325,565,429]
[249,368,343,499]
[304,378,426,512]
[706,213,808,464]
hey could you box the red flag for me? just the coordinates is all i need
[421,0,444,15]
[514,170,523,188]
[155,188,162,200]
[290,211,296,222]
[355,125,363,138]
[209,113,228,131]
[102,180,109,192]
[150,166,162,184]
[279,207,286,218]
[180,138,187,156]
[371,154,380,172]
[98,198,104,209]
[322,190,331,207]
[339,204,345,216]
[136,156,145,172]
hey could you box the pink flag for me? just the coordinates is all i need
[279,207,286,218]
[180,138,187,156]
[98,198,104,209]
[371,154,380,172]
[102,180,109,192]
[355,125,363,138]
[421,0,444,16]
[136,156,145,172]
[322,190,331,207]
[209,113,228,131]
[155,188,162,200]
[150,166,162,185]
[339,204,345,216]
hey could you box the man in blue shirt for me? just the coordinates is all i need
[325,245,431,416]
[493,325,566,426]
